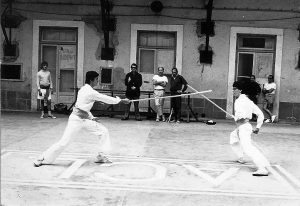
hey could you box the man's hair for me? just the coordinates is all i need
[158,67,164,71]
[233,80,244,91]
[41,61,48,68]
[250,75,255,79]
[172,67,178,72]
[85,71,99,84]
[131,63,137,69]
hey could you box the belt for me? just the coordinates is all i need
[235,118,250,126]
[154,89,165,90]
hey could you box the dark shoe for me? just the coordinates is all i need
[121,117,129,120]
[95,155,112,164]
[252,168,269,176]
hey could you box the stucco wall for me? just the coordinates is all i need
[280,29,300,103]
[1,0,300,118]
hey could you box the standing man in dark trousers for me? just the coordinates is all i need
[170,67,188,123]
[122,63,143,121]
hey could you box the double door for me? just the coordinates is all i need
[41,44,77,106]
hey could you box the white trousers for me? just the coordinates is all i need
[154,90,165,116]
[230,123,270,168]
[40,114,111,163]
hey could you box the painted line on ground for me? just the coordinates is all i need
[2,149,255,166]
[58,159,87,179]
[2,178,300,200]
[275,165,300,188]
[182,165,240,187]
[267,166,298,194]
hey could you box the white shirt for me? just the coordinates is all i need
[74,84,121,119]
[234,94,264,128]
[263,82,276,94]
[152,75,168,90]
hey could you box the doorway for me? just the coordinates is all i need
[39,28,77,107]
[227,27,283,118]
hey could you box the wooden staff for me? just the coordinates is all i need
[187,85,235,119]
[129,90,212,102]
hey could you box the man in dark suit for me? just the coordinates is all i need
[122,63,143,121]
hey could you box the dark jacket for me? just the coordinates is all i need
[125,72,142,97]
[170,75,188,93]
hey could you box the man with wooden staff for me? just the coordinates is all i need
[33,71,130,167]
[188,83,270,176]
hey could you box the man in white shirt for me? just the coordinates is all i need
[262,75,276,123]
[37,61,56,119]
[33,71,130,167]
[230,81,270,176]
[152,67,168,122]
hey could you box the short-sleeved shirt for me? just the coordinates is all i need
[152,75,168,90]
[263,82,276,94]
[170,75,187,92]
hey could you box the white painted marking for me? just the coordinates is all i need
[267,166,298,194]
[2,178,300,200]
[275,165,300,188]
[214,168,240,186]
[95,162,166,182]
[4,149,255,166]
[1,151,11,159]
[29,156,76,161]
[182,165,239,187]
[59,159,87,179]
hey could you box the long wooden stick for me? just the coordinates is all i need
[129,90,212,102]
[187,85,235,119]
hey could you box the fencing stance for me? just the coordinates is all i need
[231,81,270,176]
[33,71,129,167]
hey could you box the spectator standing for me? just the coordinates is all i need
[122,63,143,121]
[246,75,261,105]
[152,67,168,122]
[262,75,276,123]
[169,68,188,123]
[37,61,56,119]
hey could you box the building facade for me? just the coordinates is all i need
[1,0,300,122]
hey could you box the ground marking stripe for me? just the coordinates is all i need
[2,179,300,200]
[267,166,298,194]
[58,159,87,179]
[182,165,239,187]
[275,165,300,188]
[2,149,254,166]
[214,167,240,186]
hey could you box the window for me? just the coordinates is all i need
[137,31,176,74]
[1,63,22,80]
[237,35,275,50]
[100,67,113,85]
[41,28,77,42]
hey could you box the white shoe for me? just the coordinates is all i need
[33,158,44,167]
[252,168,269,176]
[236,158,246,164]
[264,119,271,123]
[271,115,276,123]
[95,154,112,164]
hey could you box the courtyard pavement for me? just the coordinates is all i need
[1,111,300,206]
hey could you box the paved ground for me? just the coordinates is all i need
[1,111,300,206]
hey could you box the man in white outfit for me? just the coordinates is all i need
[33,71,129,167]
[230,81,270,176]
[152,67,168,122]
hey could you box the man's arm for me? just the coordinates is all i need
[124,73,129,86]
[181,76,188,92]
[252,103,264,133]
